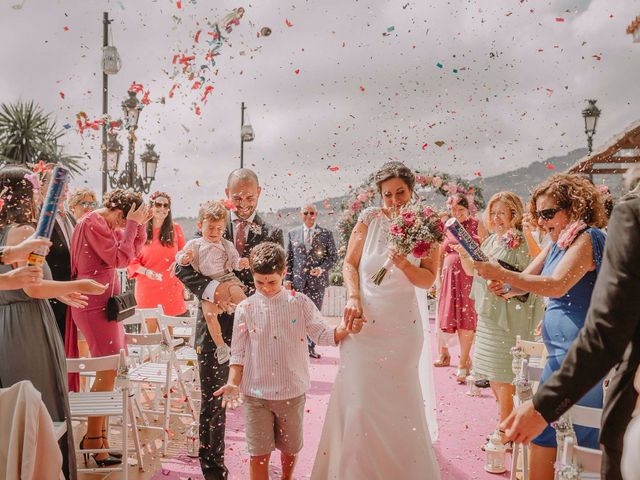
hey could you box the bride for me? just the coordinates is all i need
[311,162,441,479]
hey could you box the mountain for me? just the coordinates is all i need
[174,147,592,240]
[470,148,588,201]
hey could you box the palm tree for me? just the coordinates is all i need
[0,100,84,174]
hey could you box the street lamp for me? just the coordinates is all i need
[582,99,601,155]
[140,144,159,184]
[240,102,254,168]
[106,91,159,194]
[101,11,121,197]
[105,132,123,172]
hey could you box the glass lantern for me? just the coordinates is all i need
[186,421,200,457]
[484,431,507,474]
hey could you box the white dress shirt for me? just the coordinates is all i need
[230,289,337,400]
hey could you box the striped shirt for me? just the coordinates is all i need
[230,289,337,400]
[177,237,240,279]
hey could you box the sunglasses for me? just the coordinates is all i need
[535,206,564,221]
[153,201,170,209]
[302,211,317,216]
[79,201,97,208]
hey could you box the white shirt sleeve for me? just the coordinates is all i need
[202,279,221,303]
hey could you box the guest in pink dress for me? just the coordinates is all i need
[436,193,479,383]
[66,189,151,467]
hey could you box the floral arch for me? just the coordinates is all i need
[330,170,485,285]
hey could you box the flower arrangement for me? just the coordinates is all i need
[371,201,445,285]
[500,229,523,250]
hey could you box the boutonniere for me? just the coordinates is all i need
[557,220,588,250]
[249,223,262,235]
[500,229,523,250]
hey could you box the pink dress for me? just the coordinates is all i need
[70,211,146,357]
[438,217,478,333]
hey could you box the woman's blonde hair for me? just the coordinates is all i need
[528,174,607,229]
[484,191,524,233]
[67,188,96,208]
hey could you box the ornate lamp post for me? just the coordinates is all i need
[106,91,159,193]
[582,99,601,155]
[240,102,254,168]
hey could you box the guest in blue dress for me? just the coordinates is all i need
[473,174,609,480]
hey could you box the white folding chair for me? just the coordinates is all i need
[554,405,603,478]
[67,350,144,477]
[126,330,197,455]
[157,313,198,365]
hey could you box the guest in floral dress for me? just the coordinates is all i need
[458,192,544,444]
[128,191,187,331]
[436,193,479,383]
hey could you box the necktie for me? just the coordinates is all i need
[304,228,312,247]
[235,220,247,256]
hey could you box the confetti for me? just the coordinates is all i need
[328,166,339,171]
[434,140,445,147]
[285,18,293,27]
[555,17,565,22]
[421,143,428,150]
[201,85,214,103]
[129,81,144,93]
[63,123,71,129]
[294,69,300,74]
[546,164,556,170]
[436,62,443,68]
[59,92,65,99]
[63,26,69,32]
[260,27,272,37]
[359,85,365,92]
[194,30,201,43]
[176,0,182,8]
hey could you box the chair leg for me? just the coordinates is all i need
[123,392,129,480]
[129,398,145,471]
[175,364,197,421]
[162,365,172,456]
[522,445,529,480]
[510,444,520,480]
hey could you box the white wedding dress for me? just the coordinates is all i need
[311,207,441,480]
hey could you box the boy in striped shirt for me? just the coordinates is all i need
[214,242,364,480]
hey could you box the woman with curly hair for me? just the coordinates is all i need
[127,191,187,331]
[66,188,151,467]
[475,174,608,480]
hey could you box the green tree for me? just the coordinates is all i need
[0,100,84,174]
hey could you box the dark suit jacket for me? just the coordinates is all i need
[533,193,640,451]
[284,225,337,293]
[175,212,284,353]
[46,213,76,336]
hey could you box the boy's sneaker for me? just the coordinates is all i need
[216,344,231,364]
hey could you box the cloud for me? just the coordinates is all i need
[1,0,638,217]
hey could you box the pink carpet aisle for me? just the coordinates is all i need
[152,320,510,479]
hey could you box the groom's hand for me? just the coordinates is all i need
[500,400,548,444]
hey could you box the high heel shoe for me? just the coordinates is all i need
[455,361,472,384]
[79,435,122,467]
[102,430,123,459]
[433,353,451,367]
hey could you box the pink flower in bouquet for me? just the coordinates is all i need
[415,174,427,186]
[412,240,431,258]
[390,224,405,237]
[422,206,435,218]
[401,210,416,226]
[357,192,369,202]
[435,219,445,235]
[557,220,588,250]
[351,200,363,211]
[432,176,443,188]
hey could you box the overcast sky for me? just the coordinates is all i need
[1,0,639,216]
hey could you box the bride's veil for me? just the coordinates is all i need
[416,288,439,442]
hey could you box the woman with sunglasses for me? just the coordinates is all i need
[128,191,187,331]
[474,174,608,480]
[67,188,98,222]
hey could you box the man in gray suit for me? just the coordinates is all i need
[285,203,338,358]
[501,176,640,479]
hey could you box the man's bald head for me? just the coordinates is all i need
[227,168,259,189]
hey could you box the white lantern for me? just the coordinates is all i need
[102,45,122,75]
[186,421,200,457]
[484,431,507,473]
[241,123,255,142]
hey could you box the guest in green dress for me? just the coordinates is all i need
[457,191,544,443]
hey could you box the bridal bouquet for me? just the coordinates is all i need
[372,201,445,285]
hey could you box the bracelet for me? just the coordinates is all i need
[0,248,5,265]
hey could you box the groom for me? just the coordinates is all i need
[500,182,640,479]
[175,168,283,480]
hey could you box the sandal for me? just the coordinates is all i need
[455,361,472,384]
[433,353,451,367]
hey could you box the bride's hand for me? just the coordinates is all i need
[388,249,410,271]
[343,296,363,330]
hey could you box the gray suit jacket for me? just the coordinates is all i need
[533,192,640,451]
[285,225,337,293]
